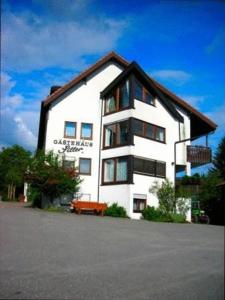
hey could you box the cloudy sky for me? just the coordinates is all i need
[1,0,225,171]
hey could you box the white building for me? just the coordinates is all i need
[37,52,217,219]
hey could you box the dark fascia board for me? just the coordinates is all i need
[101,61,184,123]
[37,101,47,150]
[43,51,129,108]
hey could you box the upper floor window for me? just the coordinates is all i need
[81,123,93,140]
[105,79,131,114]
[133,118,165,143]
[64,121,76,138]
[104,120,129,148]
[134,78,155,106]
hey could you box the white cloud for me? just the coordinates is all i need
[178,95,205,108]
[0,72,38,150]
[150,69,191,86]
[1,7,128,72]
[14,117,37,149]
[206,28,225,54]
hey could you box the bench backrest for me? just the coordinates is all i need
[73,200,107,210]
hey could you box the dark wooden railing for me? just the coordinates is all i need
[187,146,211,166]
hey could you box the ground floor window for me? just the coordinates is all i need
[133,198,146,213]
[102,156,130,184]
[79,158,91,175]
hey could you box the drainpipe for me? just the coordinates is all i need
[97,99,104,202]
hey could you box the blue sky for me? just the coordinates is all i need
[1,0,225,173]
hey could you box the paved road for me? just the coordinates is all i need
[0,202,224,300]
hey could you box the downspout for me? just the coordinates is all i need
[97,98,104,202]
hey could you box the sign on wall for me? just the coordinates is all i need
[53,139,93,153]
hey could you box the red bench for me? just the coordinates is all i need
[70,200,107,216]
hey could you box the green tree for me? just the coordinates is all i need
[0,145,31,200]
[212,136,225,180]
[149,179,190,216]
[26,150,81,208]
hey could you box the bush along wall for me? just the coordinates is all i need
[142,206,186,223]
[105,203,127,218]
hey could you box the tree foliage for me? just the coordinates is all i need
[0,145,31,200]
[26,150,81,207]
[149,179,190,216]
[212,136,225,180]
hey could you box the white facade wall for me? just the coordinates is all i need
[43,61,192,219]
[45,62,124,201]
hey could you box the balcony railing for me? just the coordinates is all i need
[187,145,212,166]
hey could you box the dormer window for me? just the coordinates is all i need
[104,79,131,114]
[134,78,155,106]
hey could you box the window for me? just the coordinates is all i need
[81,123,93,140]
[102,156,129,184]
[156,161,166,177]
[104,79,131,114]
[134,78,155,106]
[119,80,130,109]
[63,160,75,169]
[105,94,116,114]
[133,157,166,178]
[156,127,165,142]
[133,118,165,143]
[104,120,129,148]
[64,121,76,138]
[79,158,91,175]
[133,198,146,213]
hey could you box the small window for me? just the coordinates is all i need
[65,121,76,138]
[119,80,130,109]
[103,159,115,182]
[105,94,116,114]
[105,124,117,147]
[63,160,75,169]
[79,158,91,175]
[156,162,166,177]
[156,127,165,142]
[81,123,93,140]
[133,119,144,136]
[145,90,154,105]
[133,198,146,213]
[134,80,142,100]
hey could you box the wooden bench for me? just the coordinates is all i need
[70,200,107,216]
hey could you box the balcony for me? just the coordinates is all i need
[187,145,212,167]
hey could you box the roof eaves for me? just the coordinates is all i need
[43,51,129,108]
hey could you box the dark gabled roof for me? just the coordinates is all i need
[43,51,129,107]
[101,61,184,123]
[37,51,217,149]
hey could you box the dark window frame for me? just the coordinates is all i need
[62,159,75,170]
[133,76,155,106]
[104,77,134,116]
[80,123,93,140]
[102,155,133,185]
[103,119,131,149]
[133,198,147,213]
[133,118,166,143]
[64,121,77,139]
[79,158,92,175]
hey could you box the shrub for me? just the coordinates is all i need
[105,203,127,218]
[142,206,186,223]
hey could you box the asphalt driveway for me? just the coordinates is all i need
[0,202,224,300]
